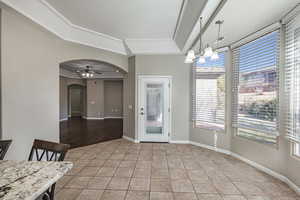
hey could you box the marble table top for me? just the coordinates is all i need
[0,160,73,200]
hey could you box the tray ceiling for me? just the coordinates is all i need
[2,0,299,56]
[46,0,183,40]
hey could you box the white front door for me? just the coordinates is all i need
[138,76,171,142]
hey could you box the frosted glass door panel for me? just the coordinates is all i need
[146,84,164,135]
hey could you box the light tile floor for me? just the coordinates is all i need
[55,139,300,200]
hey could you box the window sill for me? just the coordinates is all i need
[193,126,225,134]
[292,143,300,160]
[291,154,300,162]
[235,130,278,149]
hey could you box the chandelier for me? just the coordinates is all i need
[185,17,224,64]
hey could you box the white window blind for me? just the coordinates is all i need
[285,13,300,144]
[232,31,280,143]
[192,52,226,131]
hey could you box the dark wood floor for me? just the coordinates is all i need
[60,117,123,148]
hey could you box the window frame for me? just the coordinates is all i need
[192,51,227,133]
[285,13,300,153]
[232,30,280,145]
[292,143,300,158]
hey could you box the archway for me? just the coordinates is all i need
[59,59,127,148]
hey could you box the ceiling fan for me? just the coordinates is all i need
[76,66,102,78]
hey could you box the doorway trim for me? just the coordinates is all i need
[135,75,172,143]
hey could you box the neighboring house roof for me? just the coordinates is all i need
[241,66,276,76]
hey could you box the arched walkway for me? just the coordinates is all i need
[59,59,126,148]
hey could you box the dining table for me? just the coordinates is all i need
[0,160,73,200]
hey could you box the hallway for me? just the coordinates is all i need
[55,139,299,200]
[60,118,123,148]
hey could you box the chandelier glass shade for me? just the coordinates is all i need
[211,51,219,60]
[204,46,214,57]
[198,55,206,64]
[184,50,196,64]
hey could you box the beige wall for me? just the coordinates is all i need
[104,80,123,118]
[123,56,136,139]
[60,77,124,120]
[86,79,104,119]
[59,41,128,72]
[1,7,127,160]
[1,7,60,160]
[135,55,191,141]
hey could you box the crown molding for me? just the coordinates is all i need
[39,0,121,42]
[1,0,128,55]
[1,0,187,56]
[125,39,182,55]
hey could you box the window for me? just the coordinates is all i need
[285,14,300,149]
[232,31,280,144]
[192,52,226,131]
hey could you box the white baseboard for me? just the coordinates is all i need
[169,140,190,144]
[85,117,104,120]
[59,118,68,122]
[286,176,300,196]
[231,152,300,195]
[83,116,123,120]
[122,135,139,143]
[104,116,123,119]
[190,141,231,155]
[189,141,300,195]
